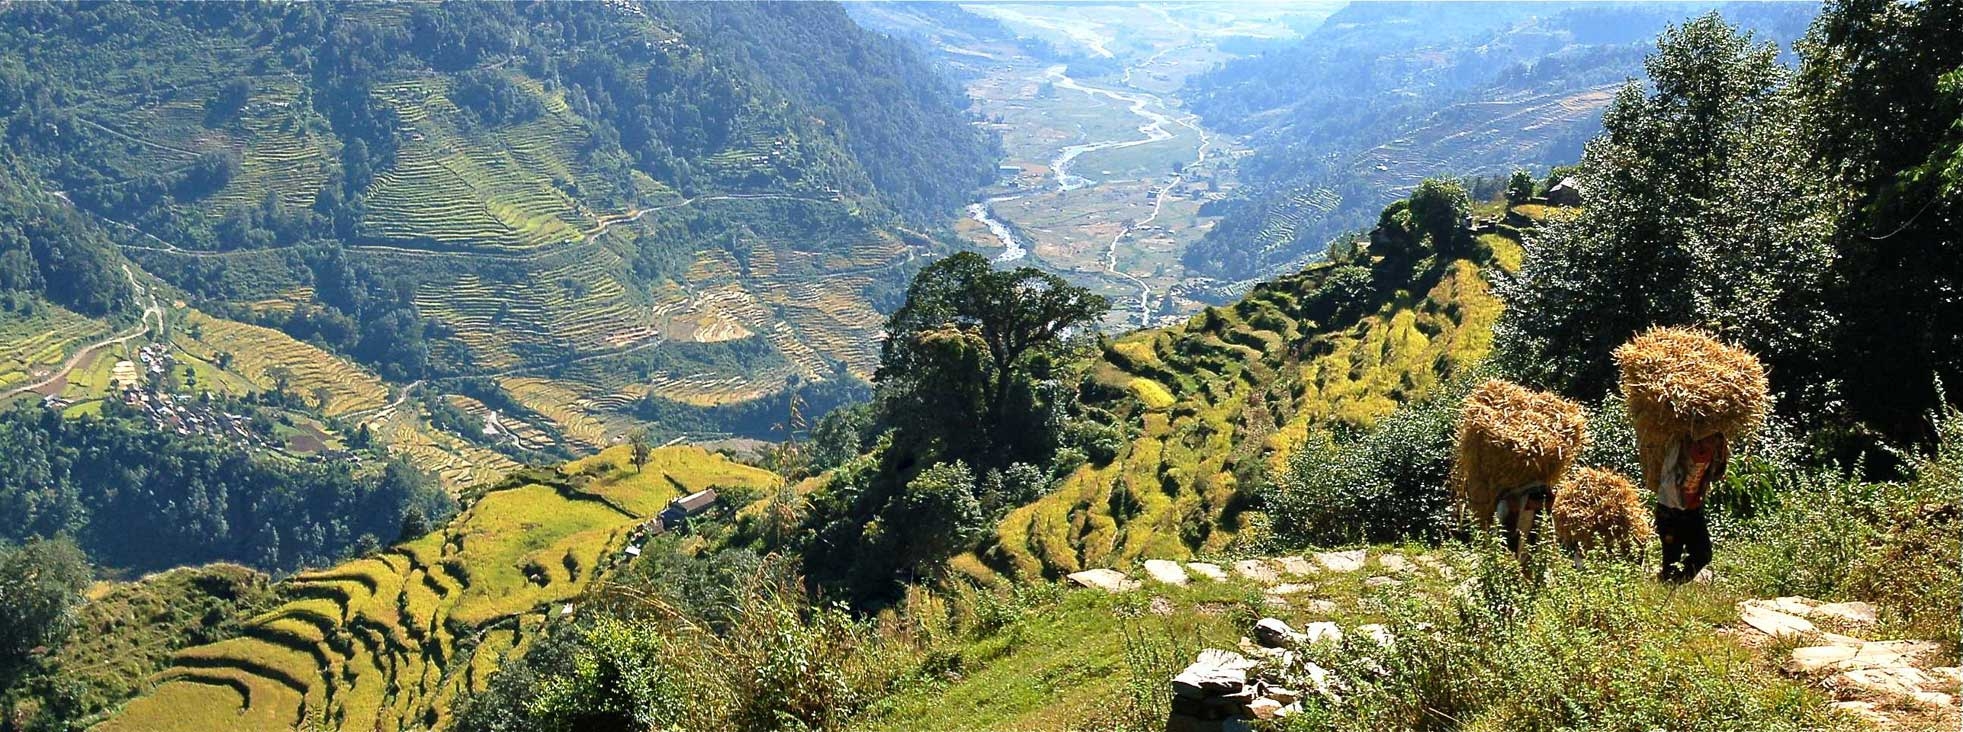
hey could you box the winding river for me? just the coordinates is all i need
[966,58,1217,325]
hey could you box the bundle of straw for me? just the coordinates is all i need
[1552,467,1655,555]
[1614,327,1769,495]
[1614,326,1769,439]
[1453,379,1590,528]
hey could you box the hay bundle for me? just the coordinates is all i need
[1614,327,1769,494]
[1552,467,1655,554]
[1453,379,1590,527]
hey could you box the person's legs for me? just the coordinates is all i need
[1655,505,1687,582]
[1680,508,1713,581]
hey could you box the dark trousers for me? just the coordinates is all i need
[1655,504,1711,583]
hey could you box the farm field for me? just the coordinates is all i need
[96,445,780,732]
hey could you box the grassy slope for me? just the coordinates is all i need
[91,445,779,732]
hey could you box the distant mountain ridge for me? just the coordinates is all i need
[1182,1,1818,280]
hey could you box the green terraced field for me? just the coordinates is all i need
[972,209,1531,582]
[0,304,113,390]
[97,446,780,732]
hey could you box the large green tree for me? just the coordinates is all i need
[1496,14,1837,402]
[1800,0,1963,443]
[0,538,89,690]
[877,251,1107,467]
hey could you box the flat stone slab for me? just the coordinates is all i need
[1376,554,1412,573]
[1301,621,1342,644]
[1067,568,1140,593]
[1233,559,1280,584]
[1267,583,1314,595]
[1314,549,1367,573]
[1831,666,1937,697]
[1790,640,1941,674]
[1143,559,1190,586]
[1185,562,1227,580]
[1273,556,1317,576]
[1808,601,1878,626]
[1173,649,1252,698]
[1739,602,1819,638]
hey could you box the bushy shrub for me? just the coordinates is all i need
[1262,387,1460,548]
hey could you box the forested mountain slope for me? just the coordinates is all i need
[1182,1,1817,279]
[0,1,996,479]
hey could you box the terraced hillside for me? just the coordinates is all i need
[96,445,779,732]
[967,204,1529,582]
[0,1,997,450]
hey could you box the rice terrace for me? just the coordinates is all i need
[0,2,1956,732]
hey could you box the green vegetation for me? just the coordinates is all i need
[0,405,453,573]
[2,563,276,732]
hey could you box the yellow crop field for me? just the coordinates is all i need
[174,311,388,417]
[96,446,776,732]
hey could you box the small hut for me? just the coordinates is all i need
[1613,327,1769,497]
[1552,467,1655,556]
[1453,379,1590,542]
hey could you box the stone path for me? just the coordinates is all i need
[1735,596,1959,730]
[1066,548,1450,608]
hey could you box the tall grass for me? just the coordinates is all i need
[1276,546,1849,732]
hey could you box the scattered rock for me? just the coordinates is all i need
[1186,562,1228,581]
[1301,598,1337,613]
[1273,556,1317,576]
[1232,559,1280,584]
[1150,596,1177,616]
[1377,554,1412,573]
[1314,549,1367,573]
[1265,687,1301,705]
[1143,559,1190,586]
[1267,583,1314,595]
[1066,568,1139,593]
[1253,618,1304,648]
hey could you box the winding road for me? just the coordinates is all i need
[4,265,163,399]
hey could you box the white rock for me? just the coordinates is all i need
[1302,621,1342,644]
[1172,649,1254,698]
[1143,559,1190,586]
[1357,623,1394,647]
[1273,556,1318,576]
[1301,598,1337,613]
[1253,618,1304,648]
[1067,568,1139,593]
[1249,697,1284,720]
[1791,640,1942,674]
[1314,549,1367,573]
[1808,601,1879,626]
[1739,602,1819,638]
[1911,691,1956,709]
[1185,562,1228,580]
[1233,559,1280,584]
[1377,554,1412,573]
[1831,666,1936,697]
